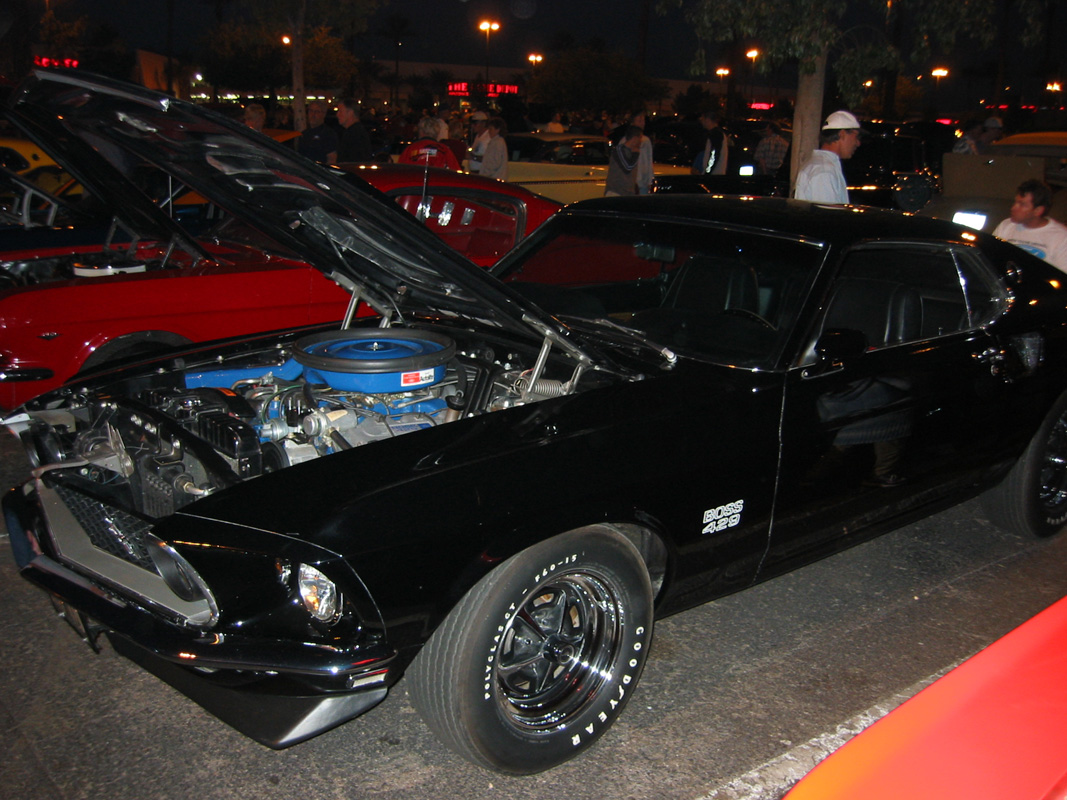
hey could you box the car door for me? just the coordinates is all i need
[764,242,1017,571]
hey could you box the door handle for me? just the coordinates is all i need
[975,346,1007,377]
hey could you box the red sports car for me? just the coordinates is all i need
[338,163,560,268]
[0,129,559,411]
[784,594,1067,800]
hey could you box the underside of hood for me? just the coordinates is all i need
[7,69,553,340]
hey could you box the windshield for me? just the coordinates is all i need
[494,214,825,369]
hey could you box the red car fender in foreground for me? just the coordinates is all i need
[785,595,1067,800]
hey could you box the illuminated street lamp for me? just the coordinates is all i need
[480,20,500,91]
[746,49,759,107]
[528,53,543,67]
[932,67,948,87]
[715,67,730,98]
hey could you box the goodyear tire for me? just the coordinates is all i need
[983,391,1067,537]
[408,527,654,774]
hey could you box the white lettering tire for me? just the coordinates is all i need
[408,527,654,774]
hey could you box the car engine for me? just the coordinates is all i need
[19,326,588,519]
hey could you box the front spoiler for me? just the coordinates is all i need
[4,484,394,747]
[110,633,388,748]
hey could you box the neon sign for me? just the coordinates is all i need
[448,81,519,98]
[34,56,80,69]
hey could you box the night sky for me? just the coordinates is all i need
[55,0,1067,110]
[64,0,701,79]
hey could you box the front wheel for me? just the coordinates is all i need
[408,527,654,774]
[983,391,1067,537]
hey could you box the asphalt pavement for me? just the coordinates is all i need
[2,428,1066,800]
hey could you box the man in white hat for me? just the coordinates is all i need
[794,110,863,204]
[975,116,1003,154]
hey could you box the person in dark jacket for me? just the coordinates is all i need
[298,100,338,165]
[336,98,373,162]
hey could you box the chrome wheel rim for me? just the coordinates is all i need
[495,571,623,732]
[1039,413,1067,513]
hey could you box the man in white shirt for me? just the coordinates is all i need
[480,117,509,180]
[992,179,1067,272]
[467,111,490,174]
[794,110,862,204]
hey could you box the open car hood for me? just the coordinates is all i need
[6,69,565,344]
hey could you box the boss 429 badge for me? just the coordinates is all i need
[702,499,744,534]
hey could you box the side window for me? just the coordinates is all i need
[550,145,574,164]
[581,142,611,165]
[954,250,1006,328]
[822,246,1007,350]
[390,191,521,266]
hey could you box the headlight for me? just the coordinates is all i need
[298,563,342,622]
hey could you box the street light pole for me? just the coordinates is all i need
[746,49,759,110]
[716,68,730,104]
[479,20,500,97]
[931,67,949,110]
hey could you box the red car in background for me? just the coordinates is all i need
[784,594,1067,800]
[0,123,559,410]
[338,163,560,267]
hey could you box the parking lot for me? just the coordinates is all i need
[3,429,1067,800]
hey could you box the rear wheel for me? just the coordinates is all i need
[983,392,1067,537]
[408,527,654,774]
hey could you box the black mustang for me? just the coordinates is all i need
[5,70,1067,775]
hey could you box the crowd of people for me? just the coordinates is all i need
[237,97,1066,274]
[239,100,520,180]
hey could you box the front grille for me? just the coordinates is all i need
[54,485,155,571]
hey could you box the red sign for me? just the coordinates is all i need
[448,81,519,98]
[34,56,80,69]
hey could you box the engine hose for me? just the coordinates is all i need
[446,357,469,410]
[329,429,353,451]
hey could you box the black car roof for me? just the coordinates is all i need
[563,195,978,249]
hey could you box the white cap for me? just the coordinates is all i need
[822,110,861,130]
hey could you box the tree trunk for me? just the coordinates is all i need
[790,50,826,192]
[291,0,308,132]
[882,67,899,118]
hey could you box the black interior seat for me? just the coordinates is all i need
[823,277,923,347]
